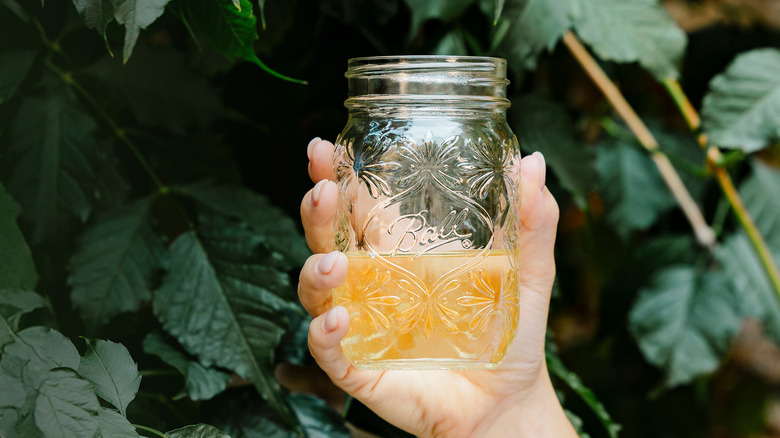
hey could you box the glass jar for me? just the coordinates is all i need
[332,56,521,369]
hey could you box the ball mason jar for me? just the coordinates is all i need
[332,56,521,369]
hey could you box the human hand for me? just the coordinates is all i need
[298,137,577,437]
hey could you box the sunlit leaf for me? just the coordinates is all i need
[596,135,676,238]
[34,368,100,438]
[512,94,597,207]
[701,49,780,153]
[78,339,141,416]
[573,0,687,80]
[142,332,231,401]
[69,197,166,330]
[111,0,172,62]
[629,266,742,387]
[0,184,37,290]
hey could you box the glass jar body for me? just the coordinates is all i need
[333,57,521,370]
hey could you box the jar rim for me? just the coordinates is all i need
[346,55,507,78]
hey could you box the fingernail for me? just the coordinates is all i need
[311,179,329,206]
[307,137,321,159]
[322,307,339,333]
[534,152,546,192]
[316,251,340,275]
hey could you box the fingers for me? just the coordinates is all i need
[307,138,336,183]
[301,179,338,254]
[297,251,348,317]
[516,151,560,295]
[308,306,386,401]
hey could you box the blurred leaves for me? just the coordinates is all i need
[595,134,676,239]
[513,94,597,207]
[702,48,780,153]
[629,266,743,387]
[573,0,687,81]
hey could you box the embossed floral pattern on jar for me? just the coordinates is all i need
[333,56,521,369]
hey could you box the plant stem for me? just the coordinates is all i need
[562,31,716,248]
[661,78,780,299]
[134,424,167,438]
[42,60,167,191]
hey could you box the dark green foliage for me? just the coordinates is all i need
[1,0,780,437]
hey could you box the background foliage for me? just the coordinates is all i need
[1,0,780,437]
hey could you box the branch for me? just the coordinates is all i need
[661,78,780,299]
[562,31,716,248]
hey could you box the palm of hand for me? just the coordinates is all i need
[300,139,562,438]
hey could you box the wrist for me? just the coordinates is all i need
[474,368,578,438]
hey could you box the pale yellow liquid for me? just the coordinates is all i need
[334,251,519,369]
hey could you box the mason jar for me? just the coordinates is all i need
[332,56,521,369]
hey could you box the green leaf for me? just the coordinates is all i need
[403,0,476,38]
[740,160,780,250]
[152,228,296,426]
[185,0,306,84]
[0,49,36,105]
[287,394,351,438]
[573,0,687,81]
[0,290,45,346]
[111,0,172,62]
[492,0,575,70]
[512,94,597,207]
[217,393,349,438]
[165,424,230,438]
[432,29,468,56]
[142,332,231,401]
[175,183,310,270]
[547,352,621,438]
[96,408,139,438]
[0,0,28,21]
[69,197,166,330]
[628,265,742,387]
[595,134,676,238]
[0,327,80,389]
[73,0,115,40]
[85,46,235,134]
[0,183,37,290]
[34,368,100,438]
[716,233,780,344]
[78,339,141,416]
[714,161,780,344]
[2,78,103,245]
[0,375,26,409]
[701,49,780,153]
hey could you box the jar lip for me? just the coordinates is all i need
[346,55,507,77]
